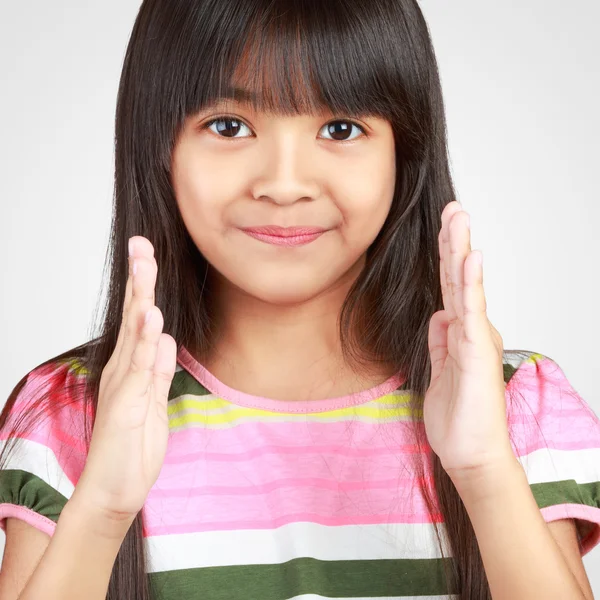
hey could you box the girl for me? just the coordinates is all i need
[0,1,599,599]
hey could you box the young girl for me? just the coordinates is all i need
[0,1,599,599]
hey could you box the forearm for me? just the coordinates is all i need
[450,458,587,600]
[18,495,133,600]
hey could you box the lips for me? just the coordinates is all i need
[240,225,328,247]
[241,225,327,237]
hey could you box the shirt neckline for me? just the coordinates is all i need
[177,345,407,414]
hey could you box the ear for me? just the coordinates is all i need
[546,518,595,600]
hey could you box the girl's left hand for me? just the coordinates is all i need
[423,201,515,479]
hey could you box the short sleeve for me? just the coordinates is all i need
[0,358,89,536]
[504,350,600,556]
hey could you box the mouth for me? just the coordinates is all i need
[240,226,328,247]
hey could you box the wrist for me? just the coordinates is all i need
[64,490,137,542]
[446,455,525,505]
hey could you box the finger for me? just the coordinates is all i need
[462,249,490,346]
[102,247,136,387]
[120,305,164,428]
[134,236,156,306]
[112,258,134,361]
[439,202,462,321]
[152,332,178,415]
[428,310,450,382]
[438,232,451,316]
[114,246,158,384]
[448,210,471,323]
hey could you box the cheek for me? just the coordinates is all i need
[172,158,239,234]
[337,167,395,246]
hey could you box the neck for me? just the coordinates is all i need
[190,267,396,402]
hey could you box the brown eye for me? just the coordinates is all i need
[320,120,366,142]
[204,116,252,139]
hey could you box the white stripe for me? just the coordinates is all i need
[518,446,600,484]
[0,437,75,499]
[145,520,453,573]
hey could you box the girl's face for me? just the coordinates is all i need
[171,99,396,306]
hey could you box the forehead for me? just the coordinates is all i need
[197,86,332,117]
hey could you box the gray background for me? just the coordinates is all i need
[1,0,598,594]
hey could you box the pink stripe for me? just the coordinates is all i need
[10,396,91,416]
[0,503,56,537]
[541,503,600,556]
[12,424,88,456]
[0,424,86,456]
[144,510,444,537]
[510,436,600,455]
[177,345,406,413]
[155,428,430,490]
[164,420,423,457]
[148,475,431,498]
[162,439,426,465]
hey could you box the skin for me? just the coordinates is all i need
[170,100,397,400]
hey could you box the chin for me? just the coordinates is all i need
[226,268,334,305]
[241,282,329,306]
[211,258,361,306]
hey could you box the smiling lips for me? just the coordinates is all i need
[240,225,328,247]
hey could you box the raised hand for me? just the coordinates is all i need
[70,236,177,526]
[423,202,514,479]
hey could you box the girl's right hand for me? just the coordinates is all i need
[69,236,177,527]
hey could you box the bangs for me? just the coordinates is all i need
[179,0,411,122]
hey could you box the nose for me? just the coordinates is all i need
[251,136,321,206]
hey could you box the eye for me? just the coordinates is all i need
[201,116,367,143]
[203,116,252,139]
[319,120,366,142]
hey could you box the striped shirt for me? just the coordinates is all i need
[1,348,599,599]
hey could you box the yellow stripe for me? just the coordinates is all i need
[167,392,411,416]
[525,352,546,364]
[56,357,89,376]
[168,404,422,428]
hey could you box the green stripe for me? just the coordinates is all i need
[169,370,211,401]
[149,556,460,599]
[531,479,600,510]
[503,362,518,384]
[0,469,68,523]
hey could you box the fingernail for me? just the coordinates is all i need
[128,238,135,257]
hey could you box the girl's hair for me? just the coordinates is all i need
[1,0,499,597]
